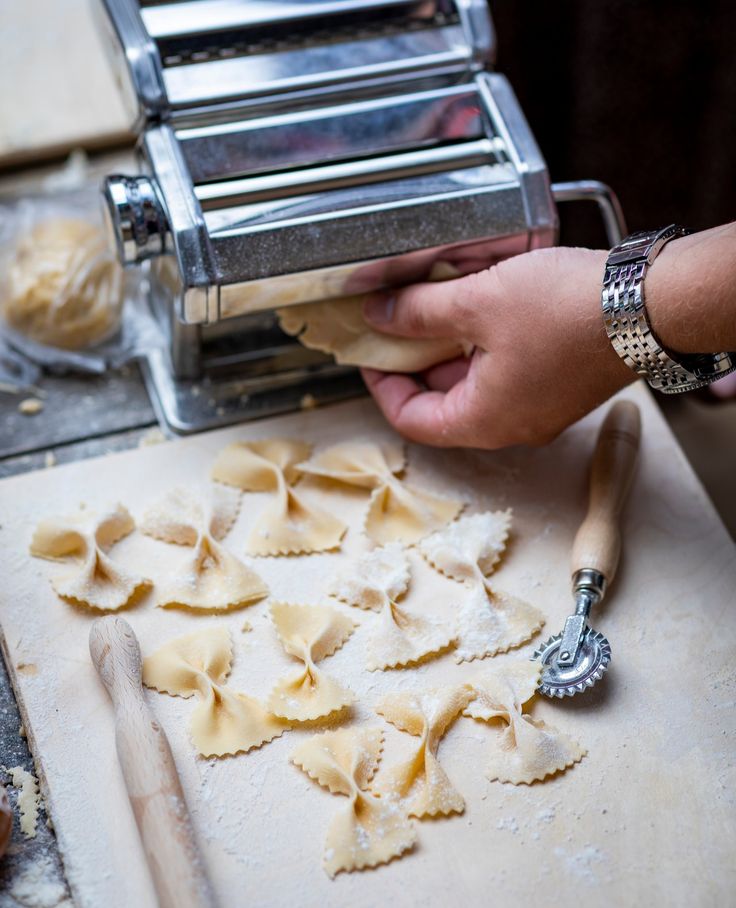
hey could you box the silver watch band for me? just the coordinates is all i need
[602,225,736,394]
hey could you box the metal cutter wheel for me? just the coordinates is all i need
[534,400,642,697]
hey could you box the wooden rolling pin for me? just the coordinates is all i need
[89,616,217,908]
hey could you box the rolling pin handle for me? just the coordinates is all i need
[89,617,218,908]
[570,399,642,592]
[89,614,142,703]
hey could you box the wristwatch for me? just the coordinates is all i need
[602,225,736,393]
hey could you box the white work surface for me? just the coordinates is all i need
[0,384,734,907]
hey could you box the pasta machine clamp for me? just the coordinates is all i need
[534,400,641,697]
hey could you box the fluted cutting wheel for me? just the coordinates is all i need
[533,628,611,698]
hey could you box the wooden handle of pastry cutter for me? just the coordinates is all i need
[571,399,642,584]
[89,616,218,908]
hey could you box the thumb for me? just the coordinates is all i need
[363,272,483,342]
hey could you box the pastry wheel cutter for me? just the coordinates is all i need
[534,400,641,697]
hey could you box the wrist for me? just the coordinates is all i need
[645,223,736,354]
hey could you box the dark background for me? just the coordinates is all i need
[490,0,736,246]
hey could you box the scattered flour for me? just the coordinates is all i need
[496,816,519,834]
[554,845,606,884]
[7,855,71,907]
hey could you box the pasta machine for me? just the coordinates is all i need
[98,0,626,433]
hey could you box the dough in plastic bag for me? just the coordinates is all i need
[2,218,123,350]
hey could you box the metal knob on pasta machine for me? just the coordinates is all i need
[103,175,170,266]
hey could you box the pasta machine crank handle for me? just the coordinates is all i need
[551,181,628,247]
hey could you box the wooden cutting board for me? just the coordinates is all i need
[0,384,734,908]
[0,0,131,168]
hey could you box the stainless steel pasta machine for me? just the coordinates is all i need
[98,0,626,433]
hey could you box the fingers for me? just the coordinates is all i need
[361,368,475,447]
[422,356,471,393]
[363,273,482,341]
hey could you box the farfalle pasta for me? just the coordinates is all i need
[420,511,544,662]
[464,662,585,784]
[143,627,287,757]
[139,484,268,611]
[374,686,473,817]
[292,727,416,877]
[297,441,463,544]
[211,439,346,555]
[30,505,151,610]
[329,544,454,670]
[421,510,513,583]
[268,602,355,721]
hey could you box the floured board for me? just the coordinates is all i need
[0,385,734,908]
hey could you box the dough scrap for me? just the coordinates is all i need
[374,686,473,817]
[143,627,287,757]
[299,442,463,544]
[420,511,544,661]
[3,766,40,838]
[268,603,356,721]
[292,727,416,877]
[3,218,124,350]
[277,260,470,373]
[30,505,151,611]
[211,439,346,555]
[330,544,454,670]
[140,486,268,611]
[464,662,586,784]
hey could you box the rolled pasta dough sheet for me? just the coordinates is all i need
[277,261,470,372]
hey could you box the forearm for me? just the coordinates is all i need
[646,222,736,353]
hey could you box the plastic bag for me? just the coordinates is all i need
[0,175,164,387]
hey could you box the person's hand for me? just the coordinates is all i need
[360,246,636,449]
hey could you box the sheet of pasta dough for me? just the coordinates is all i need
[0,384,734,908]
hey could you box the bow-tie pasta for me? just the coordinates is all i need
[329,544,454,670]
[143,627,288,756]
[211,439,346,555]
[292,727,416,877]
[268,602,356,721]
[464,662,585,784]
[373,685,473,817]
[139,485,268,611]
[298,441,463,544]
[420,512,544,661]
[30,505,151,610]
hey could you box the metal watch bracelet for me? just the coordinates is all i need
[601,224,736,393]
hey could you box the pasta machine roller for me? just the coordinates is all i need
[98,0,626,433]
